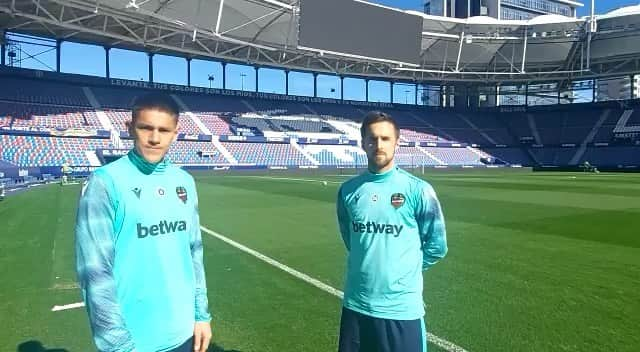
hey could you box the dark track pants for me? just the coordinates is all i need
[338,307,427,352]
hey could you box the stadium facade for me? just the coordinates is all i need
[0,0,640,185]
[424,0,583,19]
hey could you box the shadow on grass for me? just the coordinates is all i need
[209,342,242,352]
[16,340,242,352]
[17,340,69,352]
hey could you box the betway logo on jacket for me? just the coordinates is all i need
[352,221,404,237]
[137,220,187,238]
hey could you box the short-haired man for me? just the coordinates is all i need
[336,111,448,352]
[75,93,212,352]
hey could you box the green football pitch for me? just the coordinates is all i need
[1,169,638,352]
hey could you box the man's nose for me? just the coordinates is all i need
[149,130,160,144]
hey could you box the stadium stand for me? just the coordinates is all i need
[395,146,440,166]
[1,134,110,167]
[583,146,640,165]
[96,110,129,131]
[1,75,640,172]
[424,147,485,166]
[0,77,90,107]
[222,142,313,166]
[628,109,640,125]
[196,113,233,135]
[483,147,531,165]
[176,114,205,135]
[399,128,441,142]
[120,140,228,164]
[91,86,140,108]
[0,159,17,168]
[0,114,10,128]
[530,147,578,165]
[249,99,312,115]
[228,116,270,135]
[177,94,249,113]
[270,117,339,133]
[2,103,102,130]
[306,103,365,120]
[302,145,367,166]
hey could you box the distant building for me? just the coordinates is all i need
[424,0,583,20]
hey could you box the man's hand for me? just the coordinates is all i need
[193,321,212,352]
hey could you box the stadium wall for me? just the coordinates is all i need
[7,65,639,114]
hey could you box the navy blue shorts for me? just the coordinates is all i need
[338,307,427,352]
[164,337,193,352]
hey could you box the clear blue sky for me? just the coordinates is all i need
[5,0,640,106]
[374,0,640,16]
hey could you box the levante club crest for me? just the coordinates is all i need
[176,186,188,204]
[391,193,405,208]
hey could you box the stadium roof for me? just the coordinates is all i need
[1,0,640,83]
[555,0,584,7]
[599,4,640,19]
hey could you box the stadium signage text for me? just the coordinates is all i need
[615,132,640,139]
[101,149,130,157]
[70,166,99,173]
[109,79,394,108]
[183,134,199,140]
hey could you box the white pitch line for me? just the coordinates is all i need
[51,302,85,312]
[201,226,469,352]
[49,224,469,351]
[226,175,342,184]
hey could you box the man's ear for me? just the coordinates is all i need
[173,122,180,143]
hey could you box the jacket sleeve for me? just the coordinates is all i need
[190,182,212,322]
[75,173,136,352]
[336,185,351,251]
[415,184,448,270]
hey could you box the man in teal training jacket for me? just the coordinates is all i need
[336,111,448,352]
[75,93,212,352]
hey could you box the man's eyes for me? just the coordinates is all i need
[138,126,170,132]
